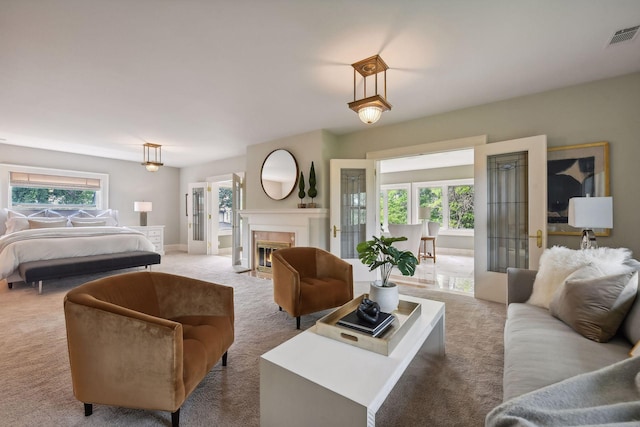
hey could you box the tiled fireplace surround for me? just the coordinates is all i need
[239,209,329,273]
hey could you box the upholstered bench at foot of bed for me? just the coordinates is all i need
[15,251,161,294]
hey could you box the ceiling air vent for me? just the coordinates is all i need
[608,25,639,45]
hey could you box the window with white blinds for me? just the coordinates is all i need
[10,172,101,190]
[2,164,109,210]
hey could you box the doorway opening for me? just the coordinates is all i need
[378,149,475,295]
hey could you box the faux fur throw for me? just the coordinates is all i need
[527,246,632,308]
[486,356,640,426]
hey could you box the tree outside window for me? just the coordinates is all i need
[418,187,443,223]
[448,185,474,229]
[386,189,408,224]
[218,187,233,230]
[417,182,474,230]
[380,180,474,232]
[12,187,96,208]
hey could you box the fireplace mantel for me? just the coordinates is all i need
[239,208,329,269]
[240,208,328,215]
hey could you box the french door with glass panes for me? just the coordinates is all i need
[474,135,547,303]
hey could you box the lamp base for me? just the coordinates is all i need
[139,212,148,227]
[580,229,597,250]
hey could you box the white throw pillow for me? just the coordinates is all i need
[5,217,30,234]
[527,246,632,309]
[96,209,118,226]
[68,210,95,219]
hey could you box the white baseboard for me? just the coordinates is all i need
[168,244,187,253]
[437,247,474,257]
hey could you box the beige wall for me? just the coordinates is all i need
[244,129,337,210]
[336,72,640,256]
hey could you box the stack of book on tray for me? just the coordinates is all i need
[336,310,396,338]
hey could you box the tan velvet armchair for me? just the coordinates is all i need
[272,247,353,329]
[63,271,234,427]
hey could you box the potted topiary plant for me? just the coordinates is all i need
[297,171,306,208]
[356,235,418,312]
[307,161,317,208]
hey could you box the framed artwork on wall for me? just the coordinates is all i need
[547,141,610,236]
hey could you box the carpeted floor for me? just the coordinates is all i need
[0,252,506,426]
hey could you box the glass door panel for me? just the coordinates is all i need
[487,152,528,272]
[340,168,367,259]
[188,182,209,254]
[330,159,377,282]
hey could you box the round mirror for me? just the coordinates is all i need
[260,149,299,200]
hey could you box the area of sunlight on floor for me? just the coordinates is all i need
[390,252,474,295]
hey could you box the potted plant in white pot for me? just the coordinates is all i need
[356,235,418,313]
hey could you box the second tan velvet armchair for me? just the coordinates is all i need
[271,247,353,329]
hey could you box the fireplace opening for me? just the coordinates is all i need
[255,240,291,273]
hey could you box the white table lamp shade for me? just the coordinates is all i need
[568,197,612,228]
[418,206,431,220]
[134,201,153,212]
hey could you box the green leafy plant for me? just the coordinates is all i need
[356,235,418,287]
[298,171,306,204]
[307,161,317,204]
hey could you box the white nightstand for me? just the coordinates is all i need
[128,225,165,255]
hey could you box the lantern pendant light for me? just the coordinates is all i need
[348,55,392,124]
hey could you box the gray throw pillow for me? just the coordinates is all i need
[621,261,640,345]
[549,271,638,343]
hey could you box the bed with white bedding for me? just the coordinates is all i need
[0,208,158,285]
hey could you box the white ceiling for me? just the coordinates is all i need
[1,0,639,168]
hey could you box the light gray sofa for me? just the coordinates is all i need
[502,266,640,401]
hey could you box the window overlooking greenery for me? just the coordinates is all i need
[380,188,408,225]
[380,179,474,233]
[11,188,97,208]
[417,181,474,231]
[5,166,108,210]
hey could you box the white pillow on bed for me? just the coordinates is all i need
[10,209,49,218]
[4,210,51,234]
[67,210,95,219]
[68,209,118,226]
[96,209,118,226]
[5,217,30,234]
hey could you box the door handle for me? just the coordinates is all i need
[333,225,340,238]
[528,229,542,248]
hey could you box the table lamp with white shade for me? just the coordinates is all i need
[568,196,612,249]
[418,206,431,237]
[134,201,152,226]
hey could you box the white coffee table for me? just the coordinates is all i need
[260,295,445,427]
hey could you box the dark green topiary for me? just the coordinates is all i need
[298,171,306,202]
[308,161,317,202]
